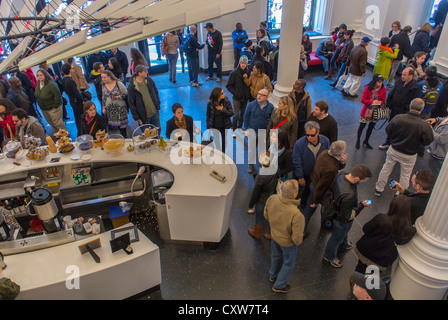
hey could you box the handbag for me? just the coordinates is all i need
[372,106,390,120]
[161,36,168,56]
[336,69,349,88]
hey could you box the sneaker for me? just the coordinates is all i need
[247,208,255,215]
[378,144,389,150]
[323,257,343,268]
[269,277,276,283]
[329,82,336,88]
[206,77,216,81]
[375,189,382,197]
[348,93,359,98]
[232,131,236,138]
[272,284,291,293]
[341,89,348,96]
[216,78,223,82]
[344,242,354,250]
[192,83,199,87]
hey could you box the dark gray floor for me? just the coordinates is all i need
[56,64,431,301]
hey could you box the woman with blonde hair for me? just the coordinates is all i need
[267,96,298,150]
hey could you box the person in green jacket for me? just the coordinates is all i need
[34,68,67,133]
[373,37,399,80]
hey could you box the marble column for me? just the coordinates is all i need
[390,157,448,300]
[270,0,305,107]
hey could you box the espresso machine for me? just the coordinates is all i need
[27,188,61,233]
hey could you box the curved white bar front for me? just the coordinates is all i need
[0,140,238,243]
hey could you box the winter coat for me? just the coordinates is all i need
[244,72,273,99]
[226,66,251,102]
[264,194,305,247]
[206,97,234,129]
[243,99,274,131]
[127,75,161,121]
[347,44,368,76]
[411,30,431,55]
[373,46,399,80]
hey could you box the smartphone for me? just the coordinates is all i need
[390,179,396,188]
[365,200,372,205]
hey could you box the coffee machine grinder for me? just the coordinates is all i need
[26,188,61,233]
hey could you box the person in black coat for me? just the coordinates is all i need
[109,48,129,83]
[388,26,413,86]
[354,195,416,274]
[186,25,205,87]
[127,65,161,130]
[79,101,107,138]
[206,87,234,153]
[226,55,251,132]
[61,63,84,135]
[249,46,274,82]
[411,23,432,62]
[166,103,199,142]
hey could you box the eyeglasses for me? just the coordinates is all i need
[415,170,420,177]
[306,133,317,137]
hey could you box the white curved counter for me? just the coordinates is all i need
[0,140,238,243]
[2,223,161,300]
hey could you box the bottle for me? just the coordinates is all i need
[18,197,26,213]
[12,198,20,215]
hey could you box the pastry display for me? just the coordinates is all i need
[4,141,22,159]
[24,135,42,150]
[103,134,125,153]
[26,147,49,161]
[132,125,159,153]
[55,131,75,154]
[54,129,69,140]
[76,135,94,151]
[94,130,109,148]
[183,146,204,158]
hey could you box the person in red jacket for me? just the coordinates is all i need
[355,74,387,149]
[0,98,16,141]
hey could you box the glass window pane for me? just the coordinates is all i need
[267,0,314,30]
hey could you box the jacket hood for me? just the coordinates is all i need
[278,195,302,207]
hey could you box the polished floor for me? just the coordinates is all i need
[53,62,433,301]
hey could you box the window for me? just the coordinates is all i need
[267,0,315,30]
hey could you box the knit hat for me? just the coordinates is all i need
[244,39,253,47]
[239,55,249,65]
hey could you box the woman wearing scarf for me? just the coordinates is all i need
[79,101,107,138]
[373,37,399,80]
[166,103,199,142]
[0,98,16,142]
[266,96,298,151]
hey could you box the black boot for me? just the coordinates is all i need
[363,141,373,149]
[356,139,360,149]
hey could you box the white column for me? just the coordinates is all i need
[390,157,448,300]
[430,21,448,76]
[271,0,305,107]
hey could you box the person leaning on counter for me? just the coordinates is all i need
[12,108,47,148]
[165,103,200,142]
[79,101,107,138]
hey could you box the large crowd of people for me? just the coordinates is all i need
[1,6,448,299]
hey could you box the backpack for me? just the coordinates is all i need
[423,80,442,106]
[180,34,193,55]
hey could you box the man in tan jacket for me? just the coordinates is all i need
[264,180,305,293]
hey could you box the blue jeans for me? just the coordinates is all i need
[302,183,317,232]
[332,63,347,85]
[187,55,199,83]
[323,219,353,261]
[315,53,329,72]
[254,202,267,226]
[208,52,222,79]
[166,53,178,81]
[141,111,161,133]
[269,239,298,289]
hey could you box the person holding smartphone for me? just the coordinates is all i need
[389,170,435,224]
[323,165,373,268]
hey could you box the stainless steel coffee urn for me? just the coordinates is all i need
[28,188,61,233]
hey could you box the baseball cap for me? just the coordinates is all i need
[361,36,372,43]
[351,272,387,300]
[204,22,213,29]
[135,64,148,73]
